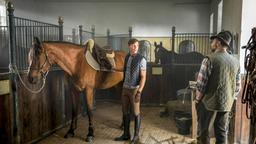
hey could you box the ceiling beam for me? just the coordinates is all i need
[34,0,211,3]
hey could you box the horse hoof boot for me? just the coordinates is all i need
[64,129,74,138]
[85,136,94,142]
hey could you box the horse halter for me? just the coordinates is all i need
[29,49,51,79]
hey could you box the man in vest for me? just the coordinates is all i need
[115,38,147,144]
[195,31,240,144]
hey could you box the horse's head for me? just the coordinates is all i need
[27,37,51,84]
[154,42,163,64]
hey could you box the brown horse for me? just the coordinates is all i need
[27,37,126,142]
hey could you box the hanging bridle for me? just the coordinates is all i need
[241,27,256,124]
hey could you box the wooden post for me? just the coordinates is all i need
[7,2,20,144]
[58,16,64,41]
[189,81,197,140]
[191,91,197,139]
[79,25,83,45]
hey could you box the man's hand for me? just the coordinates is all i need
[194,99,201,110]
[135,91,141,103]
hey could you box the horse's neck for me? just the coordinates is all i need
[157,47,167,56]
[161,47,169,52]
[46,43,82,76]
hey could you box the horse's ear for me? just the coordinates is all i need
[33,37,41,45]
[154,42,157,46]
[85,39,94,53]
[33,37,42,50]
[160,41,163,46]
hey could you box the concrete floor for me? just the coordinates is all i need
[37,101,196,144]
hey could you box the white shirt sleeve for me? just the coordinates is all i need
[140,58,147,70]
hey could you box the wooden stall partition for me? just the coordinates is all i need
[16,70,76,143]
[168,64,200,101]
[233,76,250,144]
[0,70,83,144]
[250,124,256,144]
[142,53,202,105]
[95,63,164,105]
[141,63,162,105]
[233,97,250,144]
[0,73,12,144]
[95,88,120,103]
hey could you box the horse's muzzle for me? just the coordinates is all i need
[28,75,38,84]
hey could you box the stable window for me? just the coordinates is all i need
[0,1,6,26]
[210,13,214,33]
[217,0,223,33]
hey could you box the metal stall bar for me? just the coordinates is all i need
[12,18,60,70]
[7,2,20,144]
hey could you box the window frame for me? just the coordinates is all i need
[217,0,223,33]
[0,1,7,26]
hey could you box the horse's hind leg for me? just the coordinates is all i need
[64,82,79,138]
[85,88,95,142]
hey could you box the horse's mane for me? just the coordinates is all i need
[158,47,177,55]
[156,45,173,53]
[43,41,82,47]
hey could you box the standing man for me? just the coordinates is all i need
[115,38,147,144]
[195,31,240,144]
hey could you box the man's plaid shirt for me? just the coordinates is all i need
[196,58,240,100]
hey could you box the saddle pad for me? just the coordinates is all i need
[85,50,100,71]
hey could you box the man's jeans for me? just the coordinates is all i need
[196,102,230,144]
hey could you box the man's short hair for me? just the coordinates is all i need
[128,38,139,46]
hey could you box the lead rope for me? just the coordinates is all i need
[9,64,46,94]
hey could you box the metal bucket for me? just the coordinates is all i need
[174,111,192,135]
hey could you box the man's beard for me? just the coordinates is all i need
[211,49,216,53]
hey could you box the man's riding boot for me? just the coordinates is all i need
[131,115,141,144]
[114,115,130,141]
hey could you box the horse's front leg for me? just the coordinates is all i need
[85,88,95,142]
[64,83,79,138]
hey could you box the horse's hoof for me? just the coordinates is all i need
[85,136,94,142]
[64,130,74,138]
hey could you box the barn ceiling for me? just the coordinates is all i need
[33,0,211,4]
